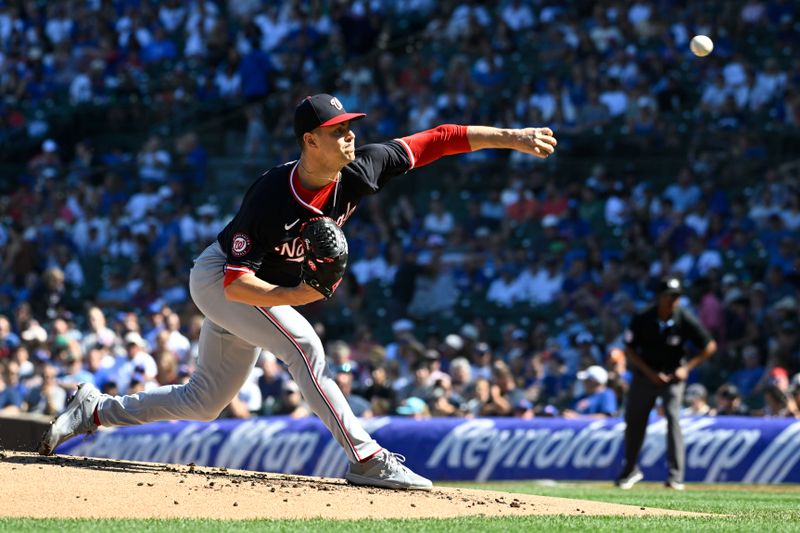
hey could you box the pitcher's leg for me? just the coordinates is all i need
[257,305,381,463]
[98,319,259,426]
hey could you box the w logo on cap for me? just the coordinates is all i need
[330,97,343,110]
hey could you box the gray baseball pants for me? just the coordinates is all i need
[620,374,686,483]
[96,242,382,463]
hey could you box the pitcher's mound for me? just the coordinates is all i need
[0,452,700,520]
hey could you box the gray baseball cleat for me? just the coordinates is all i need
[665,480,686,491]
[38,383,102,456]
[346,449,433,490]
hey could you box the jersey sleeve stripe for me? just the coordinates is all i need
[394,138,416,170]
[223,269,252,288]
[224,265,255,274]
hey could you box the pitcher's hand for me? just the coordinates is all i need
[513,127,557,159]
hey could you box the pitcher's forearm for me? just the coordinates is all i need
[467,125,557,157]
[466,126,517,150]
[224,275,323,307]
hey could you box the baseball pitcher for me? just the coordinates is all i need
[39,93,557,489]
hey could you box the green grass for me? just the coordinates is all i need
[3,482,800,532]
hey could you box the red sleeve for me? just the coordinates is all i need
[223,264,255,288]
[395,124,471,169]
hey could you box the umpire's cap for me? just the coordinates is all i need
[657,276,683,296]
[294,93,366,139]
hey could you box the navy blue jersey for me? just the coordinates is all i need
[217,140,411,287]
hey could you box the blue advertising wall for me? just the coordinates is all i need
[57,416,800,483]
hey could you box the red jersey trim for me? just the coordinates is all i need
[394,138,416,170]
[293,173,338,211]
[223,264,255,288]
[288,162,324,214]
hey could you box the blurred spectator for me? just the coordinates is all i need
[0,361,24,413]
[276,380,310,418]
[423,197,455,235]
[711,384,748,416]
[791,378,800,418]
[480,361,523,416]
[257,351,287,416]
[163,313,191,363]
[407,257,459,318]
[681,383,711,416]
[225,368,262,419]
[448,357,473,398]
[361,363,396,413]
[517,255,563,305]
[59,352,95,392]
[728,345,766,398]
[335,369,372,418]
[672,235,722,281]
[429,376,463,417]
[29,268,69,322]
[400,359,435,401]
[0,315,20,360]
[563,365,618,418]
[80,307,117,355]
[27,140,63,183]
[396,396,430,419]
[351,242,390,286]
[471,342,494,381]
[758,384,799,418]
[109,332,158,394]
[137,136,172,183]
[486,265,518,307]
[25,364,67,415]
[243,104,269,160]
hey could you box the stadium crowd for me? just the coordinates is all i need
[1,1,800,422]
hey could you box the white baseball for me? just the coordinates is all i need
[690,35,713,57]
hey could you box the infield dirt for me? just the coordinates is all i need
[0,451,703,520]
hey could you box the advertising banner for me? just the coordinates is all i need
[57,416,800,483]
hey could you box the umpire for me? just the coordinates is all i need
[615,277,717,490]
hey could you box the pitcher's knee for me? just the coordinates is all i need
[288,335,326,368]
[185,394,227,421]
[177,382,226,422]
[193,406,223,422]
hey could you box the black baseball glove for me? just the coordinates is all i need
[299,217,349,299]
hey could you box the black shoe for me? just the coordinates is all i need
[615,468,644,490]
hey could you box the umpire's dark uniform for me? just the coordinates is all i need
[617,277,716,488]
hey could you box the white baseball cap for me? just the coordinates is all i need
[124,331,147,348]
[542,214,559,228]
[576,365,608,385]
[444,334,464,351]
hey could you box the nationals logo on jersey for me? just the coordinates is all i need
[273,203,357,262]
[274,237,305,262]
[231,232,251,257]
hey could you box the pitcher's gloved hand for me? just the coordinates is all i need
[299,217,348,299]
